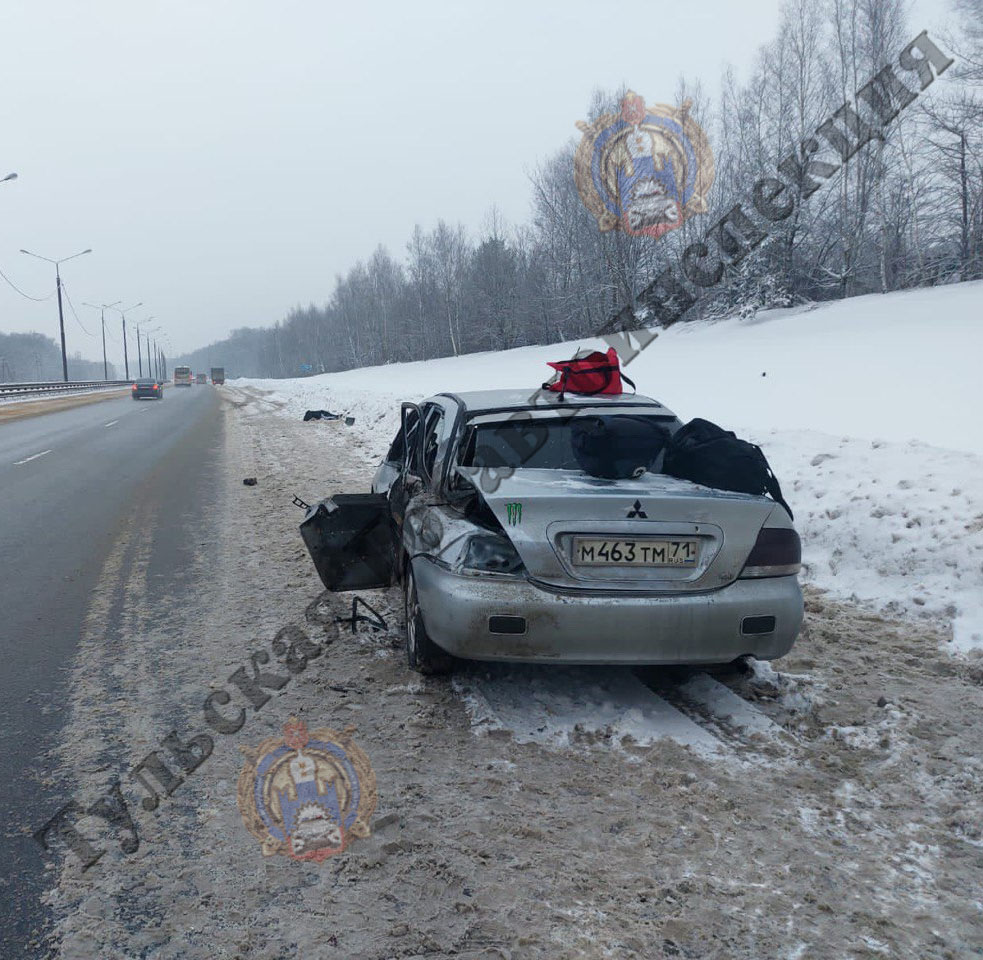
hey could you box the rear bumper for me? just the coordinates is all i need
[412,557,802,664]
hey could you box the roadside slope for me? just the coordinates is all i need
[239,282,983,650]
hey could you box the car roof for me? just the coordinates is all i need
[436,388,671,418]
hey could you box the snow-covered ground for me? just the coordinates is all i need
[47,391,983,959]
[240,280,983,651]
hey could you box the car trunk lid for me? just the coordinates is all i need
[457,466,777,592]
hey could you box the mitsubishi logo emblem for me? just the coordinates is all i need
[627,500,647,519]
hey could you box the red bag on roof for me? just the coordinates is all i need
[542,347,635,399]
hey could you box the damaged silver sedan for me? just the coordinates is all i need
[300,390,803,674]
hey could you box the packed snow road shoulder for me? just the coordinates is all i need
[40,393,983,960]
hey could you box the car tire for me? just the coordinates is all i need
[404,564,453,675]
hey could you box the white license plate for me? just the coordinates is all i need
[572,537,699,567]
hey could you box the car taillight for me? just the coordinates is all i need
[131,384,137,390]
[461,533,526,577]
[740,527,801,578]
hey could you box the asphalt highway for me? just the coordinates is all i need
[0,384,223,958]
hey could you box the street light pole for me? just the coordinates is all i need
[149,327,161,380]
[134,318,157,379]
[115,303,142,380]
[159,339,170,381]
[55,266,67,381]
[20,248,92,382]
[147,327,161,380]
[83,301,122,381]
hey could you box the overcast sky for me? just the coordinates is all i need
[0,0,951,364]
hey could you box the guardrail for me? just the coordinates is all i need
[0,380,133,400]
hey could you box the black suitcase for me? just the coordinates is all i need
[662,418,793,518]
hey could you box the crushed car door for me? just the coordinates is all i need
[299,404,424,591]
[395,401,462,559]
[299,493,397,591]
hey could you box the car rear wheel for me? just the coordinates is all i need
[404,564,453,675]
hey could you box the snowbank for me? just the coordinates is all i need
[239,280,983,651]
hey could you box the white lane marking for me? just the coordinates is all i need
[104,420,119,427]
[14,449,52,465]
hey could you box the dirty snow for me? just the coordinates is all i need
[240,281,983,651]
[41,389,983,960]
[452,667,725,757]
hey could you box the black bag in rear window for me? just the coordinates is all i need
[571,415,670,480]
[662,418,793,518]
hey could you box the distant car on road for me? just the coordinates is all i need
[301,389,803,674]
[173,366,192,387]
[196,373,206,384]
[131,378,163,401]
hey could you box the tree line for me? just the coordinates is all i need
[176,0,982,380]
[0,331,114,382]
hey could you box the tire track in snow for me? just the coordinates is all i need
[452,663,799,763]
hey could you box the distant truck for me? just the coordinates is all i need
[210,367,225,385]
[196,373,207,384]
[174,365,192,387]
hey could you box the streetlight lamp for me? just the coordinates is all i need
[2,173,17,183]
[113,302,142,380]
[83,301,122,380]
[20,248,92,382]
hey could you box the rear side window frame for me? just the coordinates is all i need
[420,406,444,483]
